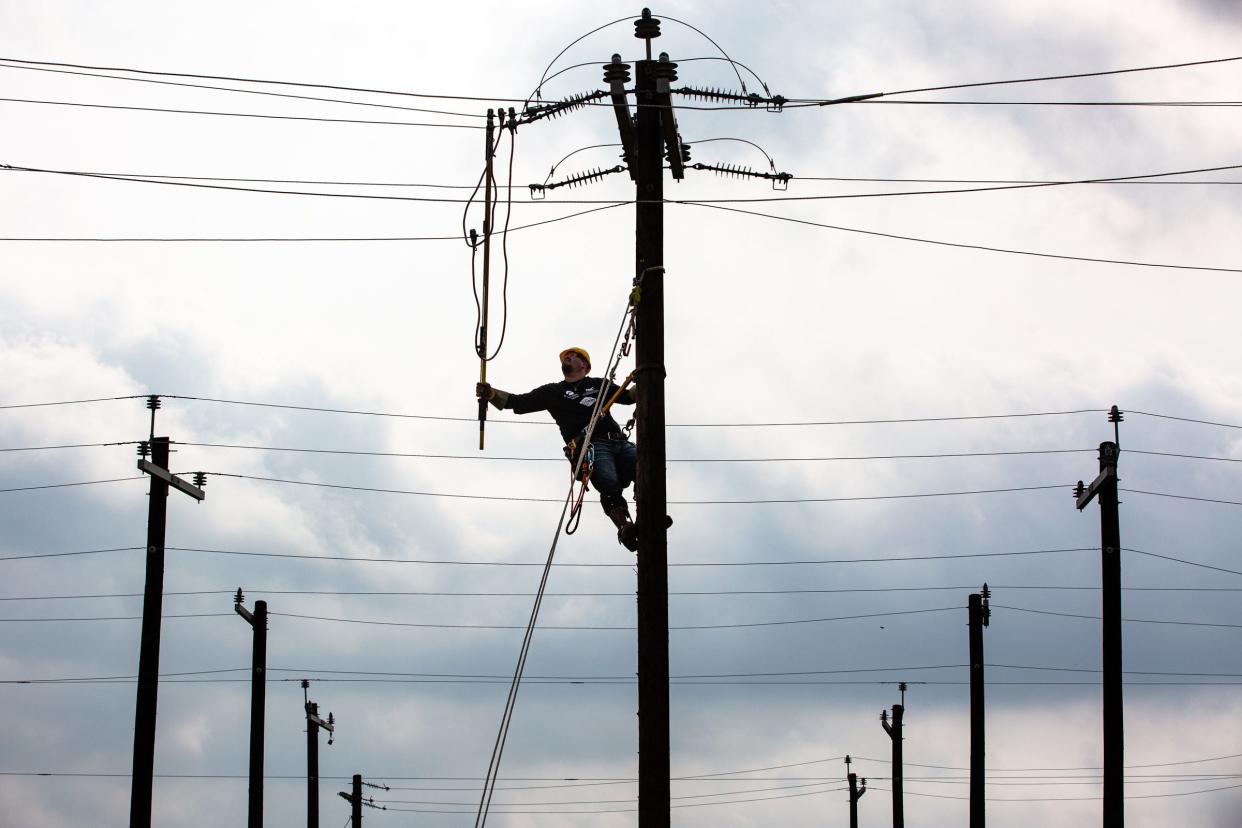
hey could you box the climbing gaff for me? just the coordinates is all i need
[477,108,496,450]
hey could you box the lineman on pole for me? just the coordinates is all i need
[477,346,639,551]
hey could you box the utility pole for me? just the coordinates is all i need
[130,396,205,828]
[235,589,268,828]
[608,10,686,826]
[337,774,363,826]
[846,754,866,828]
[1076,406,1124,828]
[880,682,906,828]
[968,585,991,828]
[303,681,335,828]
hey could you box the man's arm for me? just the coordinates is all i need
[476,382,554,414]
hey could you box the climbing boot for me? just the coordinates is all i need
[605,504,639,552]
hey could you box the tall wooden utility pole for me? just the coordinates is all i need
[968,586,991,828]
[235,590,268,828]
[130,396,205,828]
[1076,415,1124,828]
[609,9,686,826]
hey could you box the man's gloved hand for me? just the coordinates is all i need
[477,382,510,410]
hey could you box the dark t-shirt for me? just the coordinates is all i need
[506,377,635,443]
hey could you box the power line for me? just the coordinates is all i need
[268,606,961,631]
[13,439,1231,465]
[0,395,144,409]
[1122,488,1242,507]
[997,604,1242,629]
[1,441,137,453]
[13,161,1242,204]
[175,440,1096,462]
[1129,409,1242,430]
[0,97,486,128]
[0,61,488,119]
[0,544,1098,567]
[203,471,1074,504]
[0,476,142,494]
[147,396,1112,426]
[1125,547,1242,578]
[5,583,1242,601]
[679,201,1242,274]
[857,99,1242,107]
[0,201,627,244]
[845,54,1242,98]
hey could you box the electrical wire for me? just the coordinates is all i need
[0,97,486,128]
[791,54,1242,102]
[6,583,1242,601]
[1125,547,1242,578]
[997,604,1242,629]
[107,395,1111,426]
[677,201,1242,274]
[19,439,1231,464]
[196,472,1075,504]
[0,476,143,494]
[169,440,1099,462]
[15,161,1242,204]
[1122,488,1242,507]
[0,395,145,409]
[0,57,529,103]
[1129,409,1242,430]
[0,441,137,453]
[0,61,488,119]
[0,544,1098,567]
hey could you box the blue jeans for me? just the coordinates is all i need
[590,438,636,512]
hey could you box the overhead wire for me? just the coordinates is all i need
[186,472,1076,504]
[677,201,1242,274]
[0,97,486,128]
[6,583,1242,601]
[0,61,489,118]
[11,161,1242,204]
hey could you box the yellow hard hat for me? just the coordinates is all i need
[559,347,591,369]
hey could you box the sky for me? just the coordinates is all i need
[2,0,1241,825]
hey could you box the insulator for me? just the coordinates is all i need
[1108,405,1124,423]
[193,471,207,488]
[146,395,161,411]
[1074,480,1086,499]
[137,441,150,458]
[528,184,546,200]
[603,54,631,84]
[767,94,787,113]
[679,142,691,163]
[633,8,661,40]
[653,52,677,83]
[235,587,244,604]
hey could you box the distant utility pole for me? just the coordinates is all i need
[880,682,907,828]
[129,395,205,828]
[968,585,991,828]
[337,774,363,826]
[1076,406,1124,828]
[606,9,685,826]
[303,681,335,828]
[235,589,268,828]
[845,754,866,828]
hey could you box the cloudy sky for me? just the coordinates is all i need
[2,1,1241,826]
